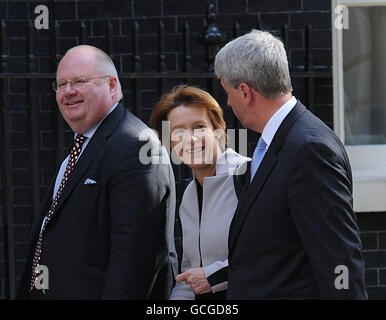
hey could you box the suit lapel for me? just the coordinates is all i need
[228,145,278,252]
[47,103,125,225]
[229,102,307,253]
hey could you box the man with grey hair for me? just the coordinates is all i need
[18,45,177,299]
[215,30,367,299]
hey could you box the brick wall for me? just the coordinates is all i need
[358,213,386,299]
[0,0,385,299]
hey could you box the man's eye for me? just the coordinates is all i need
[195,125,205,130]
[58,82,67,88]
[74,79,87,86]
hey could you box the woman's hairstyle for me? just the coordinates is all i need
[214,29,292,99]
[150,85,227,147]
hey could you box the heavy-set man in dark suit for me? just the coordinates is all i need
[214,30,367,299]
[18,45,177,299]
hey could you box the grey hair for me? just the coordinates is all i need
[214,29,292,99]
[65,45,123,101]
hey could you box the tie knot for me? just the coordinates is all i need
[74,134,86,146]
[257,136,266,148]
[72,134,86,152]
[75,134,86,143]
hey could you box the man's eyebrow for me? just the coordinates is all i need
[57,75,87,81]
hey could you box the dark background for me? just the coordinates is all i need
[0,0,385,299]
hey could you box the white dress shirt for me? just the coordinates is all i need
[249,96,297,182]
[260,96,297,151]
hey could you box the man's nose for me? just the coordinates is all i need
[63,82,76,95]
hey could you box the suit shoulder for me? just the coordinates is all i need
[118,109,157,137]
[282,110,349,165]
[106,109,161,160]
[287,110,341,146]
[113,109,160,146]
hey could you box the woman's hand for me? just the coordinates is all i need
[175,267,212,294]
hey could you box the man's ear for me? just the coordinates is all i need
[239,83,252,104]
[109,76,118,96]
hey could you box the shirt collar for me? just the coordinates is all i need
[261,96,297,149]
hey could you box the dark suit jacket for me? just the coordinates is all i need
[227,101,367,299]
[18,103,176,299]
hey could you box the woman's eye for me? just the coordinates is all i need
[195,125,205,130]
[174,129,185,134]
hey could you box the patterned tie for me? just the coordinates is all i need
[250,136,266,183]
[30,134,86,292]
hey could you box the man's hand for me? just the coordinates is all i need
[175,267,212,294]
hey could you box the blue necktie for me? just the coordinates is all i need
[250,137,266,182]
